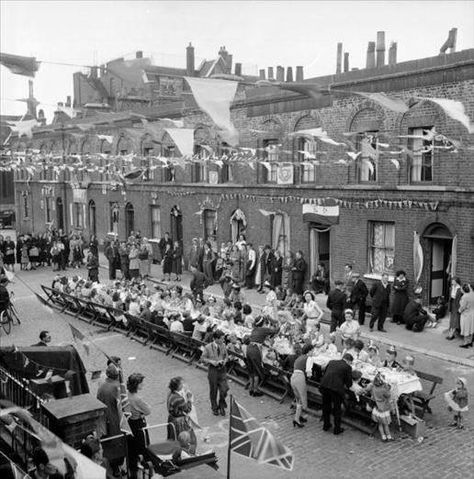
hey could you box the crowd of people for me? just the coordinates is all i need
[49,270,470,444]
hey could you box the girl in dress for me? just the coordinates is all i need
[444,377,469,429]
[369,373,393,441]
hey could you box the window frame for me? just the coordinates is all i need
[356,132,378,183]
[73,202,84,229]
[368,221,395,275]
[408,126,434,183]
[150,205,161,240]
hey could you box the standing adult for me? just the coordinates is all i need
[245,316,279,396]
[3,236,16,272]
[88,234,99,258]
[245,243,257,289]
[369,273,391,333]
[161,243,174,282]
[291,250,307,295]
[391,270,409,324]
[138,239,151,279]
[172,240,183,281]
[105,240,117,280]
[119,242,130,280]
[201,330,229,415]
[302,290,323,332]
[327,280,346,332]
[350,273,369,325]
[270,249,283,288]
[281,252,293,292]
[343,264,354,291]
[255,245,265,293]
[202,242,215,285]
[290,344,314,428]
[96,364,124,477]
[447,277,463,340]
[128,242,140,279]
[166,377,197,452]
[127,373,151,479]
[159,232,173,262]
[459,283,474,348]
[320,353,354,435]
[189,265,207,301]
[86,252,99,283]
[188,238,201,271]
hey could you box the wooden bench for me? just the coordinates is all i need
[413,370,443,418]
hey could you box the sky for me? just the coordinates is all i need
[1,0,473,121]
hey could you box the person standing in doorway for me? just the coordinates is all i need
[200,330,229,416]
[369,273,391,332]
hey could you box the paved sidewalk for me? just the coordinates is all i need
[97,254,474,368]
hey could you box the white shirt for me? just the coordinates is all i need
[248,248,256,269]
[170,320,184,333]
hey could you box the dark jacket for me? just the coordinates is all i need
[190,270,207,293]
[96,377,122,436]
[351,279,368,304]
[320,359,353,396]
[370,281,391,308]
[326,288,346,312]
[403,300,427,324]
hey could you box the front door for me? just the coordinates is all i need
[170,206,183,246]
[309,227,330,278]
[429,238,452,302]
[56,197,64,231]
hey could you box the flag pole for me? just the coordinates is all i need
[226,394,233,479]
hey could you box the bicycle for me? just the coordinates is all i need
[0,292,21,335]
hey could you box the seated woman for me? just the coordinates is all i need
[311,263,330,294]
[172,431,196,463]
[303,322,325,349]
[319,333,338,355]
[338,309,361,342]
[353,339,369,362]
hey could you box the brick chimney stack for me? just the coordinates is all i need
[268,67,274,80]
[286,67,293,82]
[366,41,376,68]
[186,42,195,76]
[136,51,143,59]
[26,79,37,118]
[376,31,385,67]
[296,66,304,82]
[336,42,343,74]
[276,65,284,81]
[66,96,71,107]
[388,42,397,65]
[234,63,242,76]
[344,53,349,73]
[259,69,266,80]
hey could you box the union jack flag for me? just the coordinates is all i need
[229,397,293,471]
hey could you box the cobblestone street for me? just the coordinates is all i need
[2,267,473,478]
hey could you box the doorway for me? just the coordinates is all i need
[170,206,183,246]
[125,203,134,238]
[423,223,453,303]
[309,226,330,278]
[56,197,64,232]
[88,200,96,236]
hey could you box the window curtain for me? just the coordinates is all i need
[272,214,283,250]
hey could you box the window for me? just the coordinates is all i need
[409,127,433,182]
[203,209,217,241]
[220,161,232,183]
[357,133,378,182]
[150,205,161,239]
[73,202,84,228]
[192,160,209,183]
[22,194,29,219]
[45,197,53,223]
[110,202,119,235]
[271,213,290,257]
[368,222,395,275]
[300,162,315,183]
[263,139,279,162]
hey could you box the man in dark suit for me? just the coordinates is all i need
[31,330,51,347]
[326,280,346,332]
[189,265,207,301]
[350,273,369,325]
[320,353,353,435]
[369,273,391,332]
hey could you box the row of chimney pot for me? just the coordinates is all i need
[258,65,304,82]
[337,31,398,74]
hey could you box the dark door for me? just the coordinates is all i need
[429,238,452,302]
[125,203,134,238]
[88,200,97,236]
[56,197,64,231]
[170,206,183,246]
